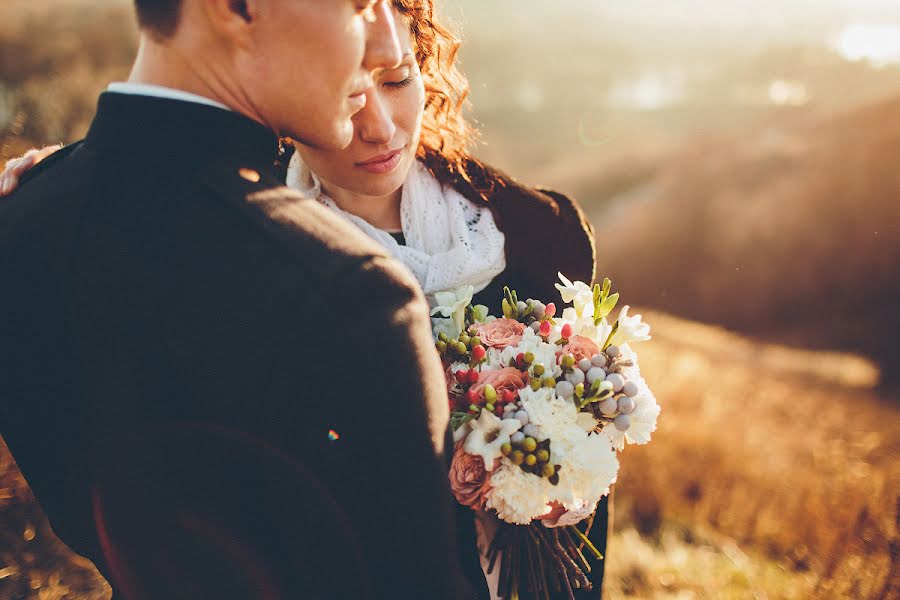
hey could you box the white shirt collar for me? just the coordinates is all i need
[106,82,232,112]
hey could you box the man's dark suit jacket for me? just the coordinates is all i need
[0,93,470,599]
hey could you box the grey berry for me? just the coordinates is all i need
[614,414,631,432]
[586,367,606,385]
[617,396,636,414]
[606,373,625,392]
[598,398,618,416]
[591,353,607,368]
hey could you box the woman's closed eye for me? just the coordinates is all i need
[384,76,415,89]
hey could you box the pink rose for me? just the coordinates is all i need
[559,335,599,363]
[470,367,529,400]
[449,442,494,509]
[474,318,526,350]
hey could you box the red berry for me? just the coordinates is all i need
[561,323,573,339]
[539,320,552,337]
[494,405,504,417]
[467,369,480,385]
[466,388,480,404]
[545,303,557,317]
[455,369,467,383]
[472,345,486,362]
[502,389,516,403]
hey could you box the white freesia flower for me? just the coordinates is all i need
[608,305,651,347]
[486,465,554,524]
[430,285,474,338]
[601,346,660,450]
[555,272,594,318]
[464,409,523,471]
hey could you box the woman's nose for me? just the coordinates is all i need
[356,90,396,145]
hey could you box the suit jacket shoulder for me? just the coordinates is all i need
[197,157,395,282]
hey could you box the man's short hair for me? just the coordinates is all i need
[135,0,182,38]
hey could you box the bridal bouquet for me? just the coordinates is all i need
[432,274,659,599]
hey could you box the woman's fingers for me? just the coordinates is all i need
[0,145,63,196]
[0,158,25,196]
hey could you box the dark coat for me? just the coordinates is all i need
[448,160,609,600]
[0,93,471,600]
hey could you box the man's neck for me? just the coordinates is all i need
[127,36,269,130]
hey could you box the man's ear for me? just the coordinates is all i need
[202,0,258,47]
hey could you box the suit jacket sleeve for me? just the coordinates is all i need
[309,254,470,599]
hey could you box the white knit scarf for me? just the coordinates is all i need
[286,154,507,301]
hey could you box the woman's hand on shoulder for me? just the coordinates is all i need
[0,145,63,196]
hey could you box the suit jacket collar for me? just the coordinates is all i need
[85,92,284,178]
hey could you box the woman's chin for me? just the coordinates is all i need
[351,173,407,199]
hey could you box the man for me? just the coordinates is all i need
[0,1,469,598]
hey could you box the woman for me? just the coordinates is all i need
[0,2,606,598]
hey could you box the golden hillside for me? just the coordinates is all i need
[588,97,900,386]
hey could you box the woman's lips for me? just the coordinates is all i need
[356,149,403,174]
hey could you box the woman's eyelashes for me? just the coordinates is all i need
[384,77,415,89]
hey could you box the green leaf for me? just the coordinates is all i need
[449,412,474,431]
[602,320,619,349]
[595,292,619,321]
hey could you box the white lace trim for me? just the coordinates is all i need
[286,154,507,302]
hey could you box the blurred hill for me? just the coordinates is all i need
[585,96,900,386]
